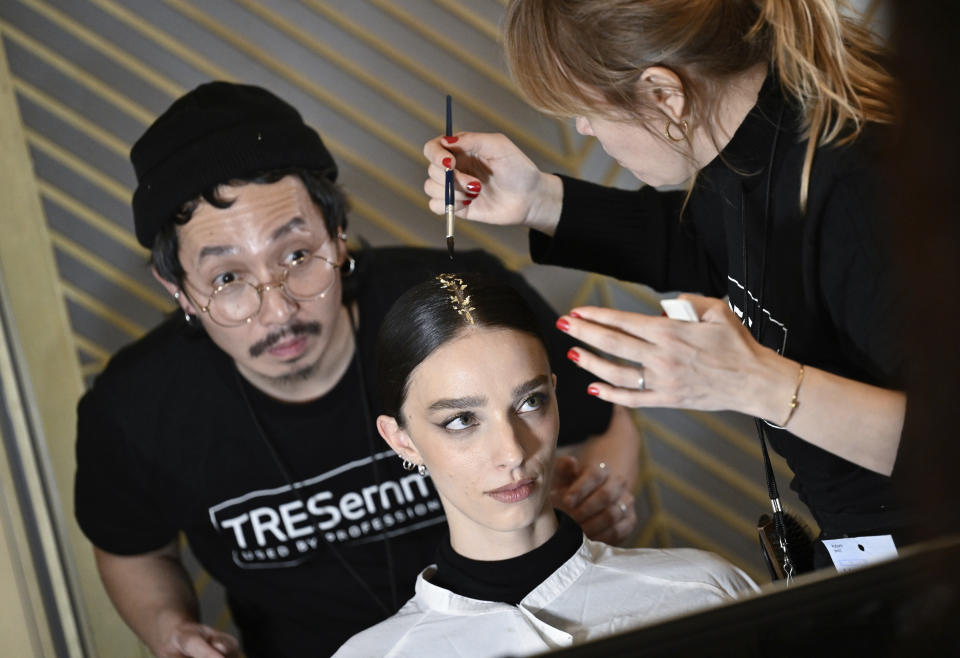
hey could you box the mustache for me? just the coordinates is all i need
[249,322,321,357]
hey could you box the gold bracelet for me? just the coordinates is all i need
[781,364,805,427]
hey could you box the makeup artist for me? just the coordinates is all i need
[74,81,637,658]
[424,0,906,568]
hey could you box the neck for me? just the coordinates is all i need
[236,303,357,402]
[691,62,769,169]
[448,504,559,561]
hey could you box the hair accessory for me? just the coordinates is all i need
[401,458,416,472]
[417,463,428,477]
[436,274,475,325]
[130,81,338,248]
[664,119,689,142]
[781,364,805,427]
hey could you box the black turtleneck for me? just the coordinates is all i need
[429,511,583,605]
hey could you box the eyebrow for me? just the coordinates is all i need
[196,217,309,263]
[426,375,550,412]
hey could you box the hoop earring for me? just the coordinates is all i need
[417,463,428,477]
[174,290,194,324]
[665,119,688,142]
[337,230,348,241]
[401,458,416,472]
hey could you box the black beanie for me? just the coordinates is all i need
[130,81,338,248]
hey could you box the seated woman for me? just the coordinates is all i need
[334,273,757,657]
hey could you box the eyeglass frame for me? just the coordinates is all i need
[178,248,344,328]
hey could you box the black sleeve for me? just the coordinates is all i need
[448,250,615,446]
[530,176,721,295]
[74,383,179,555]
[814,168,904,386]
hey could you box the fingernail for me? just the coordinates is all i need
[465,181,481,193]
[444,135,459,144]
[462,199,472,206]
[661,311,667,317]
[442,157,452,168]
[569,310,582,319]
[566,348,579,363]
[556,318,570,332]
[466,191,479,198]
[587,386,600,396]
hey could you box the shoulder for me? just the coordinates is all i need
[332,593,432,657]
[81,315,216,412]
[584,540,758,597]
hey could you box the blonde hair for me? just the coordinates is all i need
[504,0,895,211]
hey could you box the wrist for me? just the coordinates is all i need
[743,349,802,424]
[524,173,563,236]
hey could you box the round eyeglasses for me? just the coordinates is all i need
[183,251,342,327]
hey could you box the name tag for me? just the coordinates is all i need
[822,535,898,573]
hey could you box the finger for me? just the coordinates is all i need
[585,381,673,409]
[572,476,625,520]
[210,634,240,658]
[677,293,733,324]
[566,306,671,340]
[562,461,609,509]
[581,493,636,541]
[559,315,655,364]
[423,135,455,163]
[178,635,228,658]
[585,508,637,545]
[568,347,650,391]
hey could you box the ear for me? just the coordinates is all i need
[376,415,423,463]
[152,267,198,315]
[639,66,686,122]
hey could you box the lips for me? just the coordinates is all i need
[486,478,536,504]
[266,334,308,360]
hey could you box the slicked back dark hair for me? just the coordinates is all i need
[151,167,349,285]
[376,272,547,425]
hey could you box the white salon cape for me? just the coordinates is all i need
[333,537,758,657]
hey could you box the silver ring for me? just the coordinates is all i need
[636,364,646,391]
[619,502,629,516]
[598,461,607,471]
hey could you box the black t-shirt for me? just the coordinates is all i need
[530,75,903,539]
[74,247,611,657]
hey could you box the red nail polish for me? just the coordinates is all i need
[556,318,570,332]
[466,191,479,198]
[465,181,481,193]
[569,310,582,319]
[566,348,579,363]
[661,311,667,317]
[442,157,452,168]
[444,135,459,144]
[587,386,600,396]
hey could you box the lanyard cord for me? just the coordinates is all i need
[741,103,794,582]
[232,299,398,615]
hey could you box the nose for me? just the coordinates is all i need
[258,283,299,325]
[574,116,593,136]
[494,419,527,470]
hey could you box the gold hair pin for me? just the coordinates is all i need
[436,274,475,325]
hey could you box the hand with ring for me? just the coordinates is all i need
[550,407,641,545]
[559,294,777,415]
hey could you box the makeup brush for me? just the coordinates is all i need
[444,94,455,259]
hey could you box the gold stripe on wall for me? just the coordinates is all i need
[49,232,172,313]
[61,281,147,339]
[0,20,154,124]
[27,129,131,204]
[432,0,501,43]
[654,465,757,540]
[299,0,571,167]
[662,514,763,583]
[15,78,130,157]
[37,182,145,256]
[72,332,112,364]
[16,0,184,98]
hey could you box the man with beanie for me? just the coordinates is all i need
[73,82,639,657]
